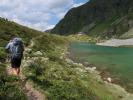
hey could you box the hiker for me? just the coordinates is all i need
[5,37,24,75]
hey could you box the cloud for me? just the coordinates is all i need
[0,0,85,31]
[73,3,84,8]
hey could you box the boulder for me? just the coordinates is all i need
[41,57,49,62]
[107,77,112,83]
[34,51,43,56]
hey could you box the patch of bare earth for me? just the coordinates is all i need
[6,63,46,100]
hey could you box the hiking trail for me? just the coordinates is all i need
[6,39,46,100]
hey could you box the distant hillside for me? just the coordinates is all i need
[52,0,133,38]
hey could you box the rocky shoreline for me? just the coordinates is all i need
[66,57,133,100]
[67,41,133,99]
[97,38,133,47]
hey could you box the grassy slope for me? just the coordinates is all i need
[0,17,42,47]
[23,33,124,100]
[121,27,133,38]
[86,14,133,39]
[0,17,131,100]
[0,17,43,99]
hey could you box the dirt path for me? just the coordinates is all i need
[23,39,46,100]
[23,80,45,100]
[6,39,46,100]
[6,63,45,100]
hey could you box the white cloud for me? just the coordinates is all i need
[57,12,67,19]
[0,0,85,31]
[46,25,55,30]
[73,3,84,8]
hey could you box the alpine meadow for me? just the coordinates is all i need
[1,0,133,100]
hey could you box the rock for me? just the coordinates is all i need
[76,68,86,73]
[83,62,89,65]
[61,53,65,55]
[85,67,96,73]
[107,77,112,83]
[27,57,30,59]
[92,67,96,70]
[65,58,74,64]
[60,56,64,59]
[78,63,83,66]
[73,62,79,66]
[25,48,32,53]
[41,57,49,62]
[32,57,39,61]
[34,51,43,56]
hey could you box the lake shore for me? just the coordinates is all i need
[97,38,133,47]
[66,57,133,100]
[68,42,133,99]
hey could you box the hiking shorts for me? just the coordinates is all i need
[11,57,22,68]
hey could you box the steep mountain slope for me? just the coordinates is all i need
[52,0,133,38]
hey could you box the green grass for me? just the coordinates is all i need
[23,34,121,100]
[0,46,27,99]
[0,63,27,99]
[0,17,44,99]
[0,16,131,99]
[0,47,6,62]
[24,58,117,100]
[88,16,120,37]
[68,34,98,43]
[0,17,43,46]
[69,42,133,94]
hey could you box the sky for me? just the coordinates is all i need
[0,0,88,31]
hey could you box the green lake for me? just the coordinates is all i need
[69,42,133,92]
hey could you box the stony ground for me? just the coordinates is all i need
[97,38,133,47]
[6,65,45,100]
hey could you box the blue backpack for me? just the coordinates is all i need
[11,38,24,58]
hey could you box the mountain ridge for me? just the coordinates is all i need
[51,0,133,38]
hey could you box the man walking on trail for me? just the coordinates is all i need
[5,37,24,75]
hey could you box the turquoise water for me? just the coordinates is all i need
[69,42,133,92]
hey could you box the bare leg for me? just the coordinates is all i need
[17,68,20,75]
[12,68,17,75]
